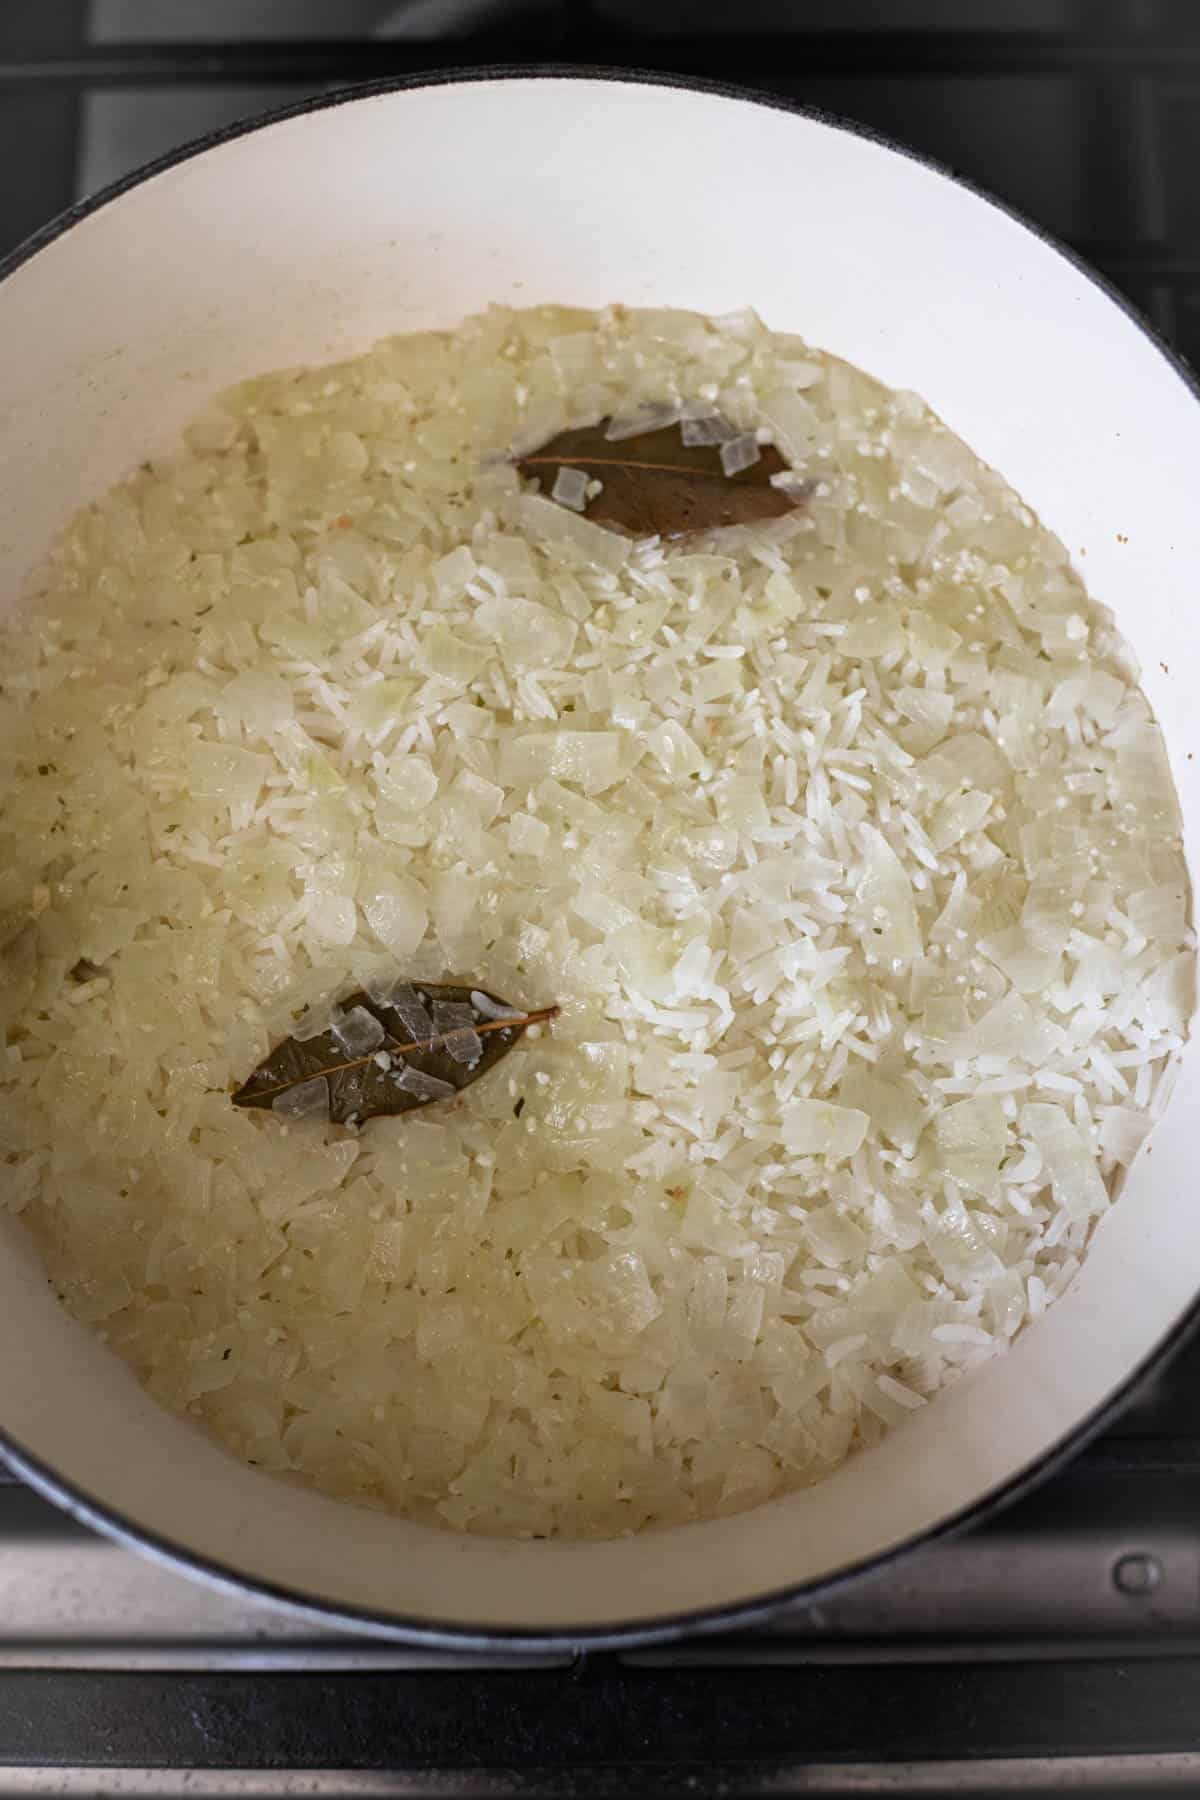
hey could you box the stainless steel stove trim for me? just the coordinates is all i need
[6,1464,1200,1667]
[1,62,1199,1654]
[2,1756,1200,1796]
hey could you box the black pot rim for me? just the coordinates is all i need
[2,62,1198,1655]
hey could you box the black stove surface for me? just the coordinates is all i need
[2,4,1200,1793]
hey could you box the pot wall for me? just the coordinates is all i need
[0,76,1197,1640]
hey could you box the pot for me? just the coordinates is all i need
[1,71,1197,1650]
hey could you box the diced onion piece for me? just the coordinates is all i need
[1098,1105,1151,1166]
[347,678,416,740]
[969,992,1057,1064]
[499,730,623,797]
[922,997,972,1046]
[216,671,294,735]
[895,685,954,746]
[474,596,577,671]
[551,465,589,512]
[388,983,435,1041]
[444,1027,483,1066]
[186,744,273,802]
[782,1100,869,1160]
[646,720,706,780]
[394,1066,457,1102]
[508,811,551,857]
[1139,950,1195,1034]
[1023,863,1087,953]
[804,1209,868,1267]
[305,894,357,947]
[682,416,736,446]
[688,1259,728,1338]
[930,788,992,851]
[358,866,427,960]
[918,733,1008,802]
[1112,720,1181,836]
[518,493,630,572]
[858,825,921,965]
[418,623,487,684]
[978,926,1060,994]
[332,1006,385,1056]
[760,385,818,461]
[934,1097,1007,1194]
[1128,882,1188,941]
[840,605,904,660]
[272,1076,330,1120]
[432,1001,476,1034]
[378,757,438,810]
[1022,1103,1108,1217]
[719,434,761,476]
[605,404,681,441]
[838,1069,923,1155]
[433,544,476,595]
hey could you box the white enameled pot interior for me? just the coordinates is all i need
[0,76,1198,1638]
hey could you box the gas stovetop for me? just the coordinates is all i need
[4,1333,1200,1794]
[3,3,1200,1793]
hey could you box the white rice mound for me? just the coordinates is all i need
[0,303,1193,1539]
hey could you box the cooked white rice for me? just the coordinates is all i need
[0,303,1192,1539]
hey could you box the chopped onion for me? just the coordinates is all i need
[682,416,736,447]
[393,1066,457,1102]
[1023,1103,1109,1217]
[332,1006,385,1056]
[551,465,589,512]
[272,1076,330,1120]
[782,1101,869,1159]
[720,434,761,477]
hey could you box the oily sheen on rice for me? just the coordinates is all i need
[0,304,1192,1539]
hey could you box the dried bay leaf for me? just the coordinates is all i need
[232,980,558,1127]
[515,417,802,540]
